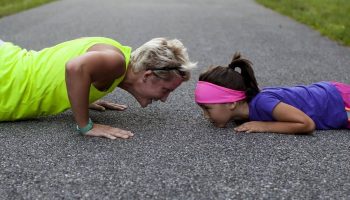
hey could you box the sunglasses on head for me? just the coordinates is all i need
[148,66,186,78]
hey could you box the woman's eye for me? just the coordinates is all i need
[163,89,170,94]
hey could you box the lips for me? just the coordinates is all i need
[150,99,159,104]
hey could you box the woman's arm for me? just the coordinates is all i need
[65,50,133,139]
[234,102,316,134]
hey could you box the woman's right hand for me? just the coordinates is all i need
[85,123,134,139]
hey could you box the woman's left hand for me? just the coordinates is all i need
[89,100,127,111]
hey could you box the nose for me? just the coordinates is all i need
[203,110,210,119]
[160,93,170,102]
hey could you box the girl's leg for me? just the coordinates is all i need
[346,107,350,129]
[331,82,350,128]
[0,39,4,46]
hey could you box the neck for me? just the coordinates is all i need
[119,65,138,94]
[233,101,250,120]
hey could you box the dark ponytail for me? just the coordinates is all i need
[199,52,260,102]
[228,52,259,101]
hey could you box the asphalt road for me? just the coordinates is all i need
[1,0,350,199]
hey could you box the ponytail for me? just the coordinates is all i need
[228,52,259,102]
[199,52,260,102]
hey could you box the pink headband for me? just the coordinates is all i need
[195,81,246,103]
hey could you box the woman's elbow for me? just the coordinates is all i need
[65,61,81,76]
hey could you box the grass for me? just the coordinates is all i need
[0,0,56,18]
[255,0,350,46]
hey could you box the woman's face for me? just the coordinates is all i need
[134,72,183,107]
[199,104,233,127]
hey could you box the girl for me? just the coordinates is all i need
[0,37,196,139]
[195,53,350,134]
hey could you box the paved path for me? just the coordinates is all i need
[1,0,350,199]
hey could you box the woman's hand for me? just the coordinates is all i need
[85,123,134,139]
[89,100,127,111]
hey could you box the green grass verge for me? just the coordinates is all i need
[255,0,350,46]
[0,0,56,18]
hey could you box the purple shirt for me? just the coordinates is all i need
[249,82,348,129]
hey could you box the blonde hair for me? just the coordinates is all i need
[130,38,197,81]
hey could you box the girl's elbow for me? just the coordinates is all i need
[303,119,316,134]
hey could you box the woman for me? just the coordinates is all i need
[0,37,196,139]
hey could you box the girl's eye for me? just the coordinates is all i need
[162,90,169,95]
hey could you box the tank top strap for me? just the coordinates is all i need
[87,37,132,103]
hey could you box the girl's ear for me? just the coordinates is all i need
[228,102,238,111]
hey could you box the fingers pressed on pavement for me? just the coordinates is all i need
[89,104,106,111]
[96,105,106,111]
[106,129,132,139]
[105,103,127,110]
[104,133,117,140]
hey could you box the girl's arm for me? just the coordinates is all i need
[234,102,316,134]
[65,50,133,139]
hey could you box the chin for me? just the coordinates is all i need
[140,102,149,108]
[136,99,148,108]
[217,124,227,128]
[213,122,227,128]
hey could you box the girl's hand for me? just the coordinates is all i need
[234,121,268,133]
[85,123,134,139]
[89,100,127,111]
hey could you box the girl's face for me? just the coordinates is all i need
[199,104,233,128]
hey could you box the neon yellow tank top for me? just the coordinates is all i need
[0,37,132,121]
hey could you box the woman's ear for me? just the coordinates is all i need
[142,70,153,82]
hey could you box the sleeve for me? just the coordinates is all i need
[250,92,281,121]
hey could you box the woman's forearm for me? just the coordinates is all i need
[65,62,91,127]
